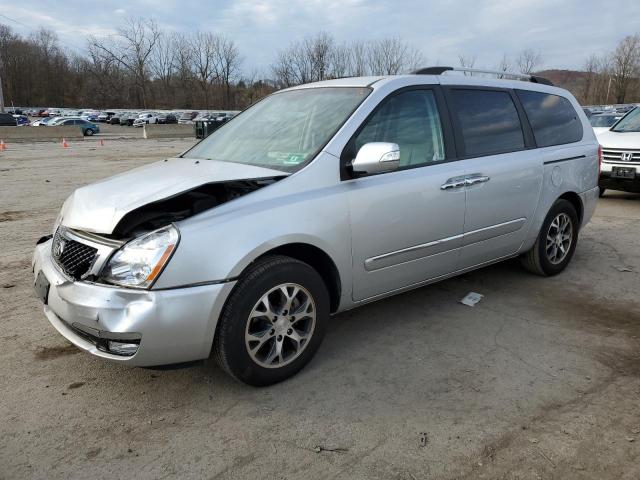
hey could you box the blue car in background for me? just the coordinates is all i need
[13,115,29,126]
[55,117,100,136]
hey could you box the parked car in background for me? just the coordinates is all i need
[32,68,599,386]
[598,107,640,196]
[178,111,199,124]
[98,111,116,122]
[133,112,159,127]
[0,112,17,126]
[81,111,100,122]
[157,113,178,124]
[590,113,623,136]
[55,118,100,136]
[45,117,66,126]
[122,112,139,126]
[13,115,30,126]
[615,105,636,114]
[110,112,125,125]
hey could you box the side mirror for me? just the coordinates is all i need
[351,142,400,175]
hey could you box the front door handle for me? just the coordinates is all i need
[465,175,490,186]
[440,178,467,190]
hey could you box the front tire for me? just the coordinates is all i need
[521,199,579,276]
[214,255,329,386]
[85,129,94,136]
[599,187,606,197]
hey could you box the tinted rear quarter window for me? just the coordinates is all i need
[448,89,525,157]
[516,90,582,147]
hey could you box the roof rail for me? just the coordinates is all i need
[411,66,554,86]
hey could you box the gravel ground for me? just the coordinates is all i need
[0,138,639,479]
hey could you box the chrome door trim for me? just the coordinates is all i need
[364,217,526,272]
[364,233,462,271]
[462,217,526,246]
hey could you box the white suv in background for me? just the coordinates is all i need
[597,107,640,196]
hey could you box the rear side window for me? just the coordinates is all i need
[516,90,583,147]
[448,89,524,157]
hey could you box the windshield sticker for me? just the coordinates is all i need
[267,151,308,164]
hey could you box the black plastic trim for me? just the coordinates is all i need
[543,155,586,165]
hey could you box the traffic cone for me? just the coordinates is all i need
[0,140,6,151]
[62,138,69,148]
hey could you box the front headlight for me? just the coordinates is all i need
[101,225,179,288]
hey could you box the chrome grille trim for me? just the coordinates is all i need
[51,227,119,281]
[52,228,98,279]
[602,149,640,165]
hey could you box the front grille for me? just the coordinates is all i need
[52,228,98,279]
[602,149,640,164]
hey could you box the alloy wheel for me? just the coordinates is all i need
[245,283,316,369]
[545,212,573,265]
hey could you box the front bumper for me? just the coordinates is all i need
[32,239,236,366]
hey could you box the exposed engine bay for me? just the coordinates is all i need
[111,177,283,239]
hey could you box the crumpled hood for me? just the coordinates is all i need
[61,157,287,234]
[597,130,640,148]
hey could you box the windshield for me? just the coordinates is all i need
[590,115,620,128]
[611,108,640,132]
[183,87,370,172]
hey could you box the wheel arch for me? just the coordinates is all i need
[558,191,584,226]
[244,243,342,313]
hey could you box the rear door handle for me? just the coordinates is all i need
[440,178,467,190]
[465,174,490,186]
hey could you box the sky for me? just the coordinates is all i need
[2,0,640,75]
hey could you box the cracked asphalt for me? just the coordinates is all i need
[1,138,639,479]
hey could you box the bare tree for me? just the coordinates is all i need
[495,53,511,78]
[172,33,195,107]
[458,54,477,75]
[516,48,543,74]
[215,36,242,108]
[88,17,160,107]
[610,34,640,103]
[348,40,368,76]
[150,32,176,107]
[368,38,423,75]
[304,32,334,81]
[188,32,220,109]
[331,43,351,78]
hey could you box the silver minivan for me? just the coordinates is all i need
[33,67,600,385]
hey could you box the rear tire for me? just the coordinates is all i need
[214,255,329,386]
[599,187,606,197]
[521,199,579,276]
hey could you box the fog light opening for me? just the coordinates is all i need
[106,340,139,356]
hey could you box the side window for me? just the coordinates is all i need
[448,89,525,157]
[516,90,583,147]
[353,90,446,168]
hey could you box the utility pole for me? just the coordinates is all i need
[0,76,4,113]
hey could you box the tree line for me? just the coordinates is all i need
[1,18,639,110]
[581,34,640,105]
